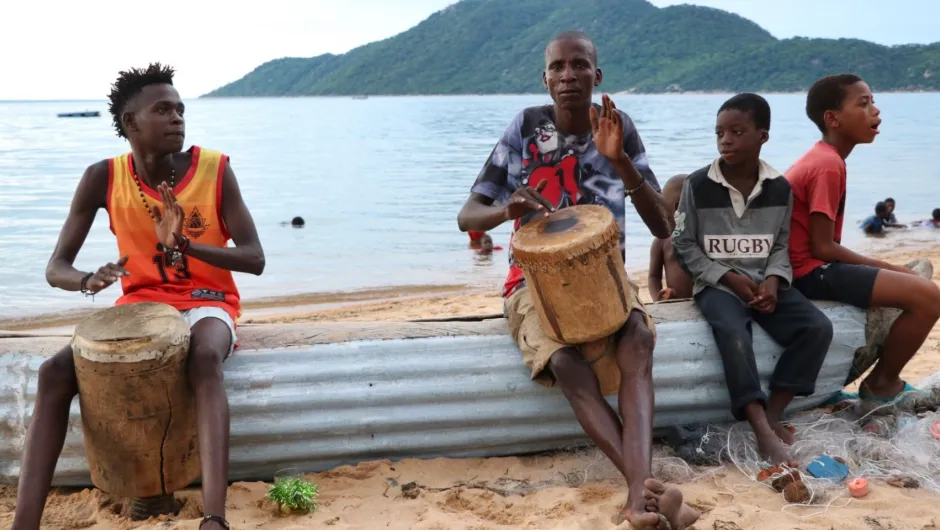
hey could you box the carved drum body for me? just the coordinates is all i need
[72,302,199,497]
[512,205,631,344]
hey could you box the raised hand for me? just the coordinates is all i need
[504,180,554,220]
[152,182,185,248]
[85,256,130,293]
[589,94,626,162]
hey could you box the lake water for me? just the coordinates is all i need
[2,94,939,319]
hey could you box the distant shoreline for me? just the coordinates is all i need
[196,88,940,99]
[5,89,939,103]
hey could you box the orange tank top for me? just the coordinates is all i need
[107,145,241,321]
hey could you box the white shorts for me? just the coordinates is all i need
[180,306,237,359]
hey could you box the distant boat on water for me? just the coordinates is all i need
[57,111,100,118]
[351,95,368,100]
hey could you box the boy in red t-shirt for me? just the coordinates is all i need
[785,73,940,403]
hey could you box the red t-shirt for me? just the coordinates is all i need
[784,141,847,279]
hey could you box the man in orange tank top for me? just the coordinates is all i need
[12,64,264,530]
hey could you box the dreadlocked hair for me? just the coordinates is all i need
[107,62,175,138]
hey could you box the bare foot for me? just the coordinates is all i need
[616,507,667,529]
[614,487,666,529]
[768,419,795,445]
[643,479,700,530]
[756,429,793,465]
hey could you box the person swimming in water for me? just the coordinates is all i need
[476,234,504,255]
[860,202,889,234]
[883,197,898,224]
[279,216,305,228]
[861,202,905,234]
[915,208,940,228]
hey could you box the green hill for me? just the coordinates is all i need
[204,0,940,97]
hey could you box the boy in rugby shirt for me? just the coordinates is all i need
[672,93,833,465]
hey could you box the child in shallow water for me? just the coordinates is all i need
[861,202,889,234]
[468,230,486,249]
[476,234,503,255]
[883,197,898,223]
[916,208,940,228]
[862,202,906,234]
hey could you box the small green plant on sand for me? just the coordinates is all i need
[267,475,319,515]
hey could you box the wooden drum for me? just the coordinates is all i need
[511,205,632,344]
[72,302,199,498]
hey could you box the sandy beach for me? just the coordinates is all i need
[2,244,940,530]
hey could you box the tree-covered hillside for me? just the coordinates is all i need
[204,0,940,97]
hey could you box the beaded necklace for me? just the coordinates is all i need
[130,157,175,219]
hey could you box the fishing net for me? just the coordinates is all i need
[667,370,940,511]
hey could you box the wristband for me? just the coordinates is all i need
[172,234,189,269]
[175,233,190,254]
[625,180,645,196]
[80,272,94,297]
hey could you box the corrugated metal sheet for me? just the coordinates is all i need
[0,303,867,487]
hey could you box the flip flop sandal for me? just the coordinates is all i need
[821,390,859,406]
[859,381,921,404]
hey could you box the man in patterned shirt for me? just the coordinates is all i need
[457,31,698,530]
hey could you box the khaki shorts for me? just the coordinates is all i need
[505,282,655,396]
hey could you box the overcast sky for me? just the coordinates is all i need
[2,0,937,100]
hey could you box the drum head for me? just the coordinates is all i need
[72,302,189,363]
[512,205,617,257]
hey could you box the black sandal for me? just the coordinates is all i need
[200,515,231,529]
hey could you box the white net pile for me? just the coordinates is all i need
[665,371,940,509]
